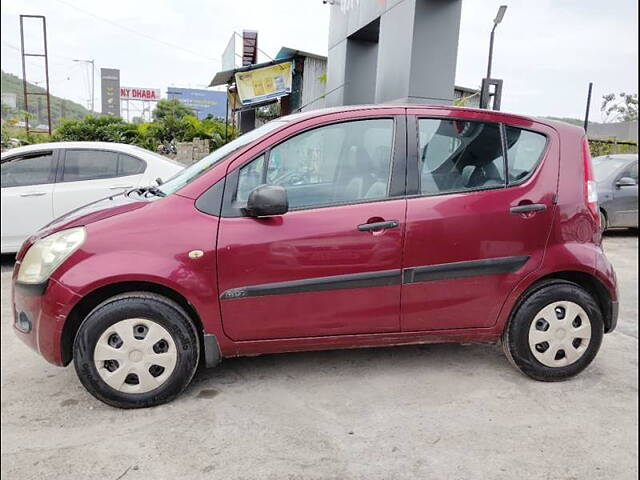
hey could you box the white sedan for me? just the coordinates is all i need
[1,141,184,254]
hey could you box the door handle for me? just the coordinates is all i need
[109,185,134,190]
[357,220,400,232]
[20,192,46,197]
[510,203,547,214]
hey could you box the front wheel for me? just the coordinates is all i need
[73,292,200,408]
[503,280,604,381]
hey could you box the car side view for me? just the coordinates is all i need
[593,154,638,230]
[11,105,619,408]
[1,141,183,253]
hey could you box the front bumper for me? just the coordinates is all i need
[12,273,82,366]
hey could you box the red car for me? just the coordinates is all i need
[11,106,619,408]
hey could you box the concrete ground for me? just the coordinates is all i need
[1,233,637,480]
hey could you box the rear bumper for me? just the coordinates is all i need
[12,276,81,366]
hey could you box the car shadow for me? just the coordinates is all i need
[604,228,638,237]
[188,341,513,395]
[1,254,16,273]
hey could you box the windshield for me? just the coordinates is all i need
[158,120,287,195]
[593,157,627,181]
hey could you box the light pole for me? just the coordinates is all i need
[486,5,507,81]
[73,58,95,112]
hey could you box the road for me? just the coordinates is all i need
[1,232,637,480]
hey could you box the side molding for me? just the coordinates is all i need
[219,256,530,301]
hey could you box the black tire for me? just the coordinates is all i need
[73,292,200,408]
[502,280,604,381]
[600,209,608,232]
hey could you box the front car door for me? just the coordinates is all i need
[610,160,638,227]
[1,149,57,252]
[52,149,146,217]
[217,111,407,341]
[401,109,559,331]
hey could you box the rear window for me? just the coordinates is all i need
[504,127,547,184]
[61,150,145,182]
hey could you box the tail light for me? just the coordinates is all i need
[582,137,600,221]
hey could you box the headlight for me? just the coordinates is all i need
[17,227,86,284]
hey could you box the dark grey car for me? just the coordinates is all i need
[594,154,638,230]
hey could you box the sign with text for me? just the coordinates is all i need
[235,61,293,106]
[120,87,161,101]
[167,87,226,120]
[100,68,120,116]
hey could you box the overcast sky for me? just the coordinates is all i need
[1,0,637,120]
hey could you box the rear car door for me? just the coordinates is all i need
[52,149,146,217]
[1,150,57,252]
[216,112,407,341]
[401,111,559,331]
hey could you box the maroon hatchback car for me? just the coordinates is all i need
[12,105,618,408]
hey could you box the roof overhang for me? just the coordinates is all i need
[208,57,295,87]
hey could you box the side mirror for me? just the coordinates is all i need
[245,185,288,217]
[616,177,637,188]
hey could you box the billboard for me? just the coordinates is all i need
[100,68,120,116]
[167,87,227,120]
[120,87,161,101]
[235,61,293,106]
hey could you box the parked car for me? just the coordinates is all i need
[593,154,638,230]
[1,142,183,253]
[11,106,618,408]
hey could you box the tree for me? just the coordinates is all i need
[52,115,138,143]
[152,98,195,121]
[601,92,638,122]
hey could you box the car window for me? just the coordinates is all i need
[593,157,628,181]
[504,127,547,184]
[418,119,505,195]
[118,154,146,176]
[619,162,638,183]
[62,150,119,182]
[1,152,54,188]
[235,119,394,209]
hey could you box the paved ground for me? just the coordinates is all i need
[1,232,637,480]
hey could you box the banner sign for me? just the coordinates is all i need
[120,87,161,101]
[167,87,227,120]
[235,62,293,106]
[221,34,236,71]
[100,68,120,116]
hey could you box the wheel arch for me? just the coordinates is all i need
[509,270,615,334]
[60,281,205,366]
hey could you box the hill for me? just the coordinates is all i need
[1,70,89,127]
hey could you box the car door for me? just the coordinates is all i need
[1,150,57,252]
[610,160,638,227]
[216,113,407,341]
[401,111,559,331]
[52,149,146,218]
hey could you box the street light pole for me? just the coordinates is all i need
[486,5,507,81]
[73,58,95,112]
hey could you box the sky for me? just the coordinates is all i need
[1,0,637,121]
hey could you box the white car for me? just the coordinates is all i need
[1,141,184,254]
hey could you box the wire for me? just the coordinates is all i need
[52,0,216,62]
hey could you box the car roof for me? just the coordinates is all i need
[1,141,154,158]
[593,153,638,162]
[278,104,583,134]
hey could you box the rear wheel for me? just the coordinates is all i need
[73,292,200,408]
[600,209,608,232]
[503,280,604,381]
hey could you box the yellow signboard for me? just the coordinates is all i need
[235,62,293,106]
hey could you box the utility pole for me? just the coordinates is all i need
[73,59,95,112]
[19,14,53,135]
